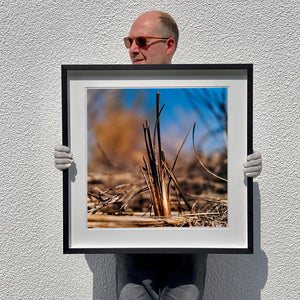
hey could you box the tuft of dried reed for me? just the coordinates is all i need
[141,92,194,217]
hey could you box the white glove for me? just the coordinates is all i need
[243,151,262,178]
[54,145,73,171]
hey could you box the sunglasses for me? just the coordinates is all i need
[123,36,169,49]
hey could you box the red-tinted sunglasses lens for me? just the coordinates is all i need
[135,37,147,47]
[124,37,132,48]
[124,37,147,48]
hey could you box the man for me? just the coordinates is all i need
[55,11,262,299]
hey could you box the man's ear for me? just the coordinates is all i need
[166,38,176,56]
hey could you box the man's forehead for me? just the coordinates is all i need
[129,14,161,36]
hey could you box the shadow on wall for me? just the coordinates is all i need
[85,183,268,299]
[85,254,116,300]
[203,183,268,299]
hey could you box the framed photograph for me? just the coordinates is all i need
[62,64,253,254]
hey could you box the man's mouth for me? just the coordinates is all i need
[133,58,145,64]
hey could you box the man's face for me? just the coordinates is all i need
[128,15,173,64]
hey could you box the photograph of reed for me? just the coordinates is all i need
[87,87,228,228]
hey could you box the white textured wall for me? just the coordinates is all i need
[1,1,299,299]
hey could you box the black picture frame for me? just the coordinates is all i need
[62,64,253,254]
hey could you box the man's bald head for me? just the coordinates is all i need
[133,11,179,51]
[126,11,179,64]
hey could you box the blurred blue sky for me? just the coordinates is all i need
[88,87,227,155]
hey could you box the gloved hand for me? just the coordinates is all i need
[54,145,73,171]
[243,151,262,178]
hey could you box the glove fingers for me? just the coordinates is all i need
[246,151,261,161]
[54,145,71,153]
[55,163,71,171]
[243,158,262,168]
[245,171,260,178]
[54,145,73,171]
[244,166,261,173]
[54,151,73,159]
[244,165,262,178]
[55,158,73,165]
